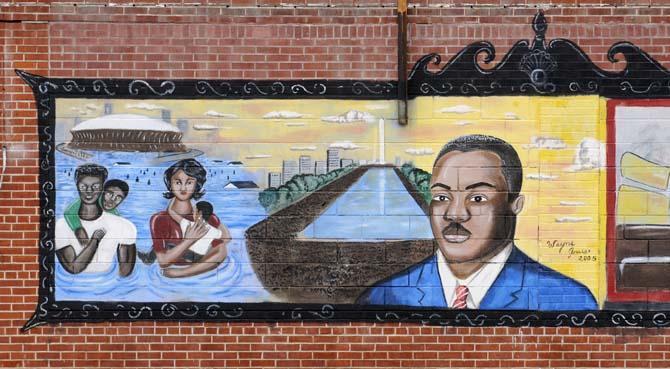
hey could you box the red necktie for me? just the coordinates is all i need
[452,285,469,309]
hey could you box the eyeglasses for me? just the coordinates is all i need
[78,183,102,192]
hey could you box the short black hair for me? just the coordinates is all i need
[104,179,129,198]
[196,201,214,222]
[163,159,207,200]
[75,163,108,184]
[433,134,523,201]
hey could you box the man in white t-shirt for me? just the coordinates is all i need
[55,164,136,276]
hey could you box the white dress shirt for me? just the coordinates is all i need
[436,243,514,309]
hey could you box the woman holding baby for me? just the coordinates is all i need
[147,158,230,278]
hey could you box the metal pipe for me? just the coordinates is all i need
[397,0,408,126]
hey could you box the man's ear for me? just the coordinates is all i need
[511,194,524,215]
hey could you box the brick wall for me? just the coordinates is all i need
[3,1,670,368]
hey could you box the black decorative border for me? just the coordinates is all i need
[409,11,670,98]
[18,72,399,331]
[18,10,670,330]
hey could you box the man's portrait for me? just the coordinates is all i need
[358,134,598,310]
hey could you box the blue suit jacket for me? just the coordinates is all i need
[358,246,597,310]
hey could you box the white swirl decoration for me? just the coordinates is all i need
[39,98,51,118]
[570,313,597,326]
[620,81,663,94]
[205,305,244,318]
[127,306,153,319]
[291,83,326,95]
[653,313,670,327]
[81,304,100,318]
[40,255,51,284]
[612,312,643,326]
[243,82,285,95]
[316,304,335,319]
[460,83,479,94]
[129,80,176,96]
[38,296,49,317]
[569,81,598,92]
[519,314,540,325]
[352,82,393,95]
[196,81,233,96]
[92,80,117,95]
[178,305,200,317]
[454,313,487,326]
[520,82,556,94]
[41,182,55,218]
[161,304,178,317]
[63,80,86,92]
[497,315,516,325]
[38,81,58,94]
[420,82,453,94]
[53,307,72,318]
[375,312,401,322]
[291,305,334,320]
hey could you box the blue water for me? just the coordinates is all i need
[299,168,433,240]
[55,151,273,302]
[55,155,433,302]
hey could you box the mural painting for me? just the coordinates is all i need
[52,98,397,303]
[20,11,670,329]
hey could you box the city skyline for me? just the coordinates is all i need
[268,148,357,188]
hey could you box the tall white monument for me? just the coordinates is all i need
[378,118,385,164]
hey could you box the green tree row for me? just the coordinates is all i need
[259,164,357,213]
[399,163,432,205]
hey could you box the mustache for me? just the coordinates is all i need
[441,223,472,237]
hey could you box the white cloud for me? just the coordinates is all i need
[555,217,592,223]
[523,136,568,150]
[566,138,604,172]
[285,122,306,127]
[126,102,166,111]
[526,173,558,181]
[454,120,473,126]
[329,141,361,150]
[263,111,304,119]
[245,154,272,159]
[70,107,88,115]
[559,201,586,206]
[193,124,218,131]
[290,146,317,151]
[438,105,478,114]
[321,110,375,123]
[405,148,434,156]
[504,112,519,120]
[204,110,238,118]
[365,104,389,110]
